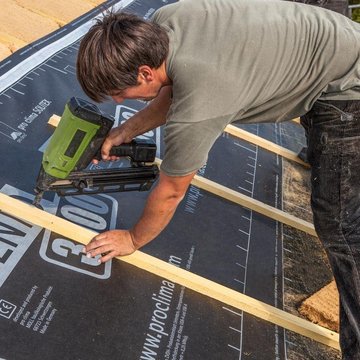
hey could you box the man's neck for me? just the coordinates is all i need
[158,61,172,86]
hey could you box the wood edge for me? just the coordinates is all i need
[190,174,317,237]
[224,124,309,168]
[0,193,338,349]
[23,8,67,27]
[48,114,61,127]
[158,158,316,237]
[0,32,27,49]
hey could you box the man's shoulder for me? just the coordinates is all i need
[151,2,181,25]
[152,0,233,24]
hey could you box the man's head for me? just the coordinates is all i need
[77,12,169,102]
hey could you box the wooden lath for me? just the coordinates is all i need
[0,193,339,349]
[224,124,309,167]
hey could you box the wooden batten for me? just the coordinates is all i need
[0,193,338,349]
[224,124,309,167]
[155,158,317,237]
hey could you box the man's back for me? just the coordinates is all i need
[153,0,360,125]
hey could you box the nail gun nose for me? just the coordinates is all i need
[32,189,44,209]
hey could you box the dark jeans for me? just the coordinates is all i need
[291,0,349,17]
[301,100,360,359]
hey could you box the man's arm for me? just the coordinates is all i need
[101,85,172,160]
[83,170,196,262]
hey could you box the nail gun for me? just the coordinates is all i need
[33,97,159,207]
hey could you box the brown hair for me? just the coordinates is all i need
[76,12,169,102]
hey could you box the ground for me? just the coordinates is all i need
[282,160,341,359]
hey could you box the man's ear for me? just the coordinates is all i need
[138,65,154,82]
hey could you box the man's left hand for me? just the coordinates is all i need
[83,230,136,263]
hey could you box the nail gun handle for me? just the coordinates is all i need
[95,139,156,163]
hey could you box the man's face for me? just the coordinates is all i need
[109,66,164,103]
[110,83,160,103]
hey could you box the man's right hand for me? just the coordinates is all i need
[94,85,172,164]
[92,126,129,165]
[100,126,128,162]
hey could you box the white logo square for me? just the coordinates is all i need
[0,299,16,319]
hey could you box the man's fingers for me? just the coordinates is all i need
[100,251,117,263]
[82,229,136,262]
[87,244,114,258]
[92,233,108,241]
[101,139,113,160]
[84,233,108,252]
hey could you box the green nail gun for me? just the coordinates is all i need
[33,97,159,207]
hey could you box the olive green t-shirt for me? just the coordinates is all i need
[152,0,360,176]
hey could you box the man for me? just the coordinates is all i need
[77,0,360,358]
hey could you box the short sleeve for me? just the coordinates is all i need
[160,118,229,176]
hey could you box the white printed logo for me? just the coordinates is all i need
[0,121,25,142]
[114,105,138,127]
[114,104,160,157]
[0,185,115,281]
[39,194,116,279]
[0,299,16,319]
[11,131,23,140]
